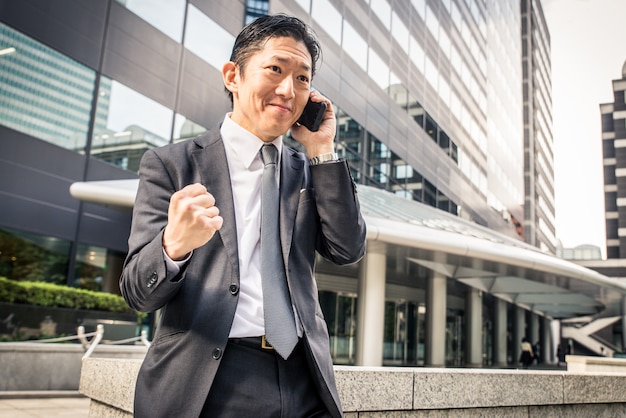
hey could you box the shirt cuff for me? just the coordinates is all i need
[163,248,192,279]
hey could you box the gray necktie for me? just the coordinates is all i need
[260,144,298,359]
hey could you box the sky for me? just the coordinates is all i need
[542,0,626,255]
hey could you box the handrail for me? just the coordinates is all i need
[1,325,151,359]
[81,324,105,359]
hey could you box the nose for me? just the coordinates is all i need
[275,76,294,99]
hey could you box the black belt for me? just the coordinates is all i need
[228,336,274,351]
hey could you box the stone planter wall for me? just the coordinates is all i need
[80,358,626,417]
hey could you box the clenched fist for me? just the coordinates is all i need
[162,183,224,260]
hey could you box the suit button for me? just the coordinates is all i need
[146,272,158,288]
[212,348,222,360]
[229,284,239,295]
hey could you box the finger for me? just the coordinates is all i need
[203,215,224,231]
[178,183,208,198]
[194,192,216,209]
[204,206,220,218]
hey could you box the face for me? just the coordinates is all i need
[223,36,312,142]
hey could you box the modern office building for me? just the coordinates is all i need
[521,0,557,253]
[2,0,626,367]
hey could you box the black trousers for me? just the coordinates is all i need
[201,338,332,418]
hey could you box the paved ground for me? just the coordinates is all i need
[0,396,90,418]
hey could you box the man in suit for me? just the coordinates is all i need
[120,14,366,418]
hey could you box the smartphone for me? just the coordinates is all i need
[296,99,327,132]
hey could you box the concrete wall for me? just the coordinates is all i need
[80,357,626,416]
[0,343,147,391]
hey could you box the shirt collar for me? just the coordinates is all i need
[220,113,283,169]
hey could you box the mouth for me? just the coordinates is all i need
[268,102,292,113]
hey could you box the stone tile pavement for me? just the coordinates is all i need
[0,394,89,418]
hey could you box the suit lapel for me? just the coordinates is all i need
[280,147,304,265]
[191,131,240,278]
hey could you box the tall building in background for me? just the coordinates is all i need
[601,60,626,259]
[521,0,556,253]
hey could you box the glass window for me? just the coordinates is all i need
[388,74,408,108]
[342,21,368,71]
[391,12,409,54]
[184,5,235,70]
[116,0,185,42]
[173,114,208,143]
[245,0,270,24]
[91,78,173,172]
[411,0,426,20]
[409,35,425,74]
[368,48,389,90]
[424,55,438,90]
[395,164,412,179]
[319,291,357,365]
[425,5,439,41]
[0,227,71,285]
[0,22,96,152]
[311,0,342,45]
[370,0,391,30]
[74,243,125,292]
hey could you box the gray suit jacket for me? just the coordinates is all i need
[120,127,366,418]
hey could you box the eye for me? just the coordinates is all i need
[297,74,310,83]
[270,65,281,73]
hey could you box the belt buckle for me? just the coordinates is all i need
[261,335,274,350]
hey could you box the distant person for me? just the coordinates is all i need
[120,14,366,418]
[520,337,534,369]
[533,341,541,365]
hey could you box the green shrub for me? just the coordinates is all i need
[0,276,133,314]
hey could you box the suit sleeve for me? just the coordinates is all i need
[309,159,366,265]
[119,149,187,313]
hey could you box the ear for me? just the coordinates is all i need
[222,61,238,95]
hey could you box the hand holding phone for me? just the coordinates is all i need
[296,99,327,132]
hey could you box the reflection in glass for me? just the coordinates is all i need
[91,78,173,172]
[0,22,95,152]
[173,114,207,143]
[0,227,71,285]
[383,301,419,366]
[319,291,357,365]
[184,5,235,70]
[311,0,342,45]
[115,0,185,42]
[388,74,408,109]
[245,0,269,24]
[74,243,125,293]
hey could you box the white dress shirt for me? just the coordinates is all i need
[165,114,300,338]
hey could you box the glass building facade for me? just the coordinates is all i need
[521,0,556,254]
[0,0,552,366]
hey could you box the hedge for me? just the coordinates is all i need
[0,276,133,314]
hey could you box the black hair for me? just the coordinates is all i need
[225,14,321,103]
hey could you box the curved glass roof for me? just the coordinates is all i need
[70,179,626,319]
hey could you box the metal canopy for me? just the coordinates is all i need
[70,179,626,320]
